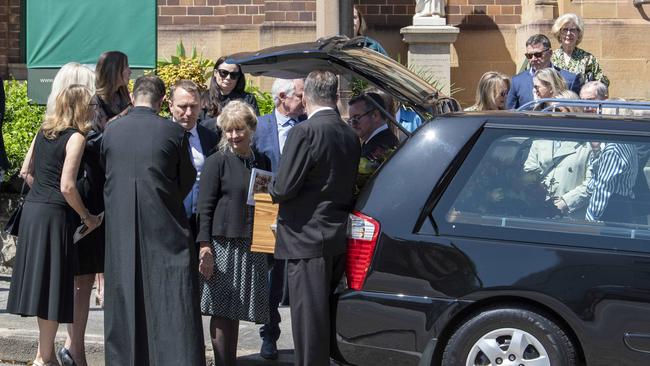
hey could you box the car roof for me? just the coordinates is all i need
[437,111,650,137]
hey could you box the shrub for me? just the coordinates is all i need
[245,82,274,116]
[2,80,45,180]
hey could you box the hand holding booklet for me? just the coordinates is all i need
[73,212,104,244]
[247,168,275,206]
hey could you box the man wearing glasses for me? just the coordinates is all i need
[506,34,582,109]
[347,92,398,159]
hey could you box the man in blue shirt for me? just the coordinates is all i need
[252,78,305,360]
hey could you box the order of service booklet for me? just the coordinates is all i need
[73,212,104,244]
[247,168,275,206]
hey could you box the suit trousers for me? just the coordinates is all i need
[287,254,346,366]
[260,257,285,342]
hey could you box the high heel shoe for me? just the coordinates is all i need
[57,347,77,366]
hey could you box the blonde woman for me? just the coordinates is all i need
[533,68,568,100]
[197,100,272,365]
[43,64,103,366]
[7,85,101,366]
[466,71,511,111]
[551,13,609,86]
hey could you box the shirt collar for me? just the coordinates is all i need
[188,124,198,137]
[365,124,388,144]
[274,109,293,126]
[308,106,334,119]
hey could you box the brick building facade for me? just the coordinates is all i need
[1,0,649,104]
[0,0,22,78]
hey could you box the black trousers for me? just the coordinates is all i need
[287,254,346,366]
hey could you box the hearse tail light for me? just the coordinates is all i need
[346,211,380,290]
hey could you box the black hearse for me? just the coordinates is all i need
[230,37,650,366]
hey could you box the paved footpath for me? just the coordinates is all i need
[0,275,298,365]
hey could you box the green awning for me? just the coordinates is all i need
[27,0,156,69]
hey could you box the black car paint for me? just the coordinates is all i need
[336,113,650,365]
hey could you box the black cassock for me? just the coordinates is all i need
[101,106,205,365]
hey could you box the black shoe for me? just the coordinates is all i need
[260,339,278,360]
[57,347,77,366]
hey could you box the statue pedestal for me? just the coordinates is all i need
[401,24,459,95]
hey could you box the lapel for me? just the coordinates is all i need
[195,124,212,157]
[269,112,281,157]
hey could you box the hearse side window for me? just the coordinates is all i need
[437,130,650,245]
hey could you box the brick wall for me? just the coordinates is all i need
[158,0,316,27]
[0,0,22,77]
[447,0,521,28]
[354,0,416,28]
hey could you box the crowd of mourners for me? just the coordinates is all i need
[0,8,641,366]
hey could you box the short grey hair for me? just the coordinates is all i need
[304,70,338,106]
[552,13,584,45]
[271,79,296,107]
[580,81,608,100]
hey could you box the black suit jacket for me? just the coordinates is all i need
[270,109,361,259]
[0,77,9,170]
[196,148,271,242]
[362,127,399,158]
[195,123,219,158]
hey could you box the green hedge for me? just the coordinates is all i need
[2,80,45,180]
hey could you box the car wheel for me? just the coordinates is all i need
[441,306,577,366]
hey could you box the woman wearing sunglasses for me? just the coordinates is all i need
[203,57,260,129]
[550,13,609,86]
[466,71,511,111]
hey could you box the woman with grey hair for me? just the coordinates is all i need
[551,13,609,86]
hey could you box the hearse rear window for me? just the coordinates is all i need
[437,130,650,247]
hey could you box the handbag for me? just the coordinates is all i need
[3,181,27,237]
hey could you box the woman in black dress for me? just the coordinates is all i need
[200,56,259,132]
[43,63,102,366]
[87,50,131,313]
[197,100,271,365]
[7,85,101,366]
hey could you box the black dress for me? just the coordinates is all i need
[7,128,79,323]
[74,126,105,275]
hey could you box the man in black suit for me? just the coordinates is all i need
[348,92,399,159]
[270,70,361,366]
[101,76,209,365]
[169,80,219,240]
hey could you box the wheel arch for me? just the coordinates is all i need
[427,296,586,366]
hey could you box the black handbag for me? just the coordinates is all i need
[3,181,27,237]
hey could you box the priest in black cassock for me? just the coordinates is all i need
[101,76,210,366]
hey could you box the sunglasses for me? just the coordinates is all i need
[525,48,550,60]
[216,69,241,80]
[347,109,375,126]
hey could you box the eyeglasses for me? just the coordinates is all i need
[560,27,580,35]
[525,49,550,59]
[216,69,241,80]
[347,109,375,126]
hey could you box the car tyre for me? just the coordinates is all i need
[441,306,577,366]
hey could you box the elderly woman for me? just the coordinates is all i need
[7,85,101,366]
[551,13,610,86]
[466,71,511,111]
[197,100,271,365]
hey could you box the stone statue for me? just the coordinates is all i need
[414,0,446,18]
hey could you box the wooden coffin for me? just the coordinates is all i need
[251,193,278,254]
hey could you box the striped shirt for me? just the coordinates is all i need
[585,143,638,221]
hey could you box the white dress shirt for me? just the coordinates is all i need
[275,109,296,154]
[184,124,204,217]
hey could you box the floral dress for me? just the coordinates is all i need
[551,47,610,87]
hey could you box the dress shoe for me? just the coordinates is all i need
[260,339,278,360]
[57,347,77,366]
